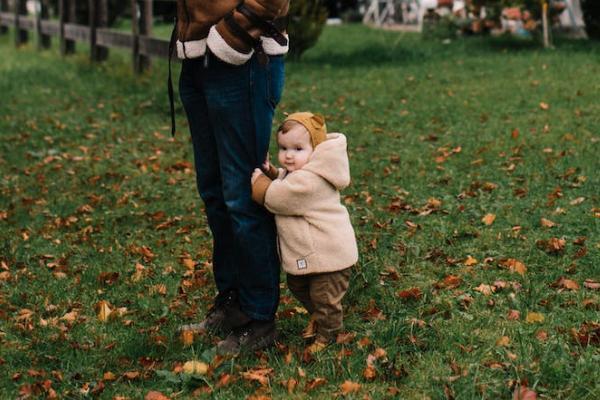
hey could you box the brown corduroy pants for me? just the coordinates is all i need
[286,268,352,341]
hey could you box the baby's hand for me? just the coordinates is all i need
[261,153,270,172]
[251,168,264,185]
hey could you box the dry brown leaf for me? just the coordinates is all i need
[123,371,140,380]
[434,275,462,290]
[539,102,549,110]
[363,365,377,380]
[336,332,356,344]
[281,378,297,394]
[305,377,327,392]
[583,279,600,290]
[145,391,170,400]
[397,287,422,300]
[507,310,521,321]
[474,284,495,296]
[513,385,537,400]
[241,368,272,386]
[540,218,557,228]
[96,301,112,322]
[500,259,527,276]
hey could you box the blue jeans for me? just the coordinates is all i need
[179,53,284,321]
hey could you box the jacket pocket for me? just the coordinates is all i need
[278,217,315,271]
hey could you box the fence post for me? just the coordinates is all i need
[65,0,76,53]
[59,0,66,55]
[139,0,153,70]
[15,0,29,46]
[132,0,140,74]
[96,0,108,60]
[89,0,98,61]
[0,0,8,34]
[38,0,51,49]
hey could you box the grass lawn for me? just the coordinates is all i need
[1,24,599,399]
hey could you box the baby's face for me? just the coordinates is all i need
[277,125,314,172]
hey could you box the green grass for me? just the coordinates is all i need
[1,25,599,399]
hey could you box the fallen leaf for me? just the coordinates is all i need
[569,197,585,205]
[241,368,272,386]
[435,275,462,290]
[145,391,170,400]
[182,361,208,375]
[481,214,496,226]
[496,336,510,347]
[305,377,327,392]
[513,385,537,400]
[539,102,549,110]
[363,365,377,380]
[464,256,478,266]
[180,330,194,346]
[96,301,112,322]
[397,287,422,300]
[340,380,361,394]
[500,259,527,276]
[281,378,297,394]
[553,277,579,291]
[583,279,600,290]
[540,218,556,228]
[123,371,140,380]
[474,284,495,296]
[336,332,356,344]
[507,310,521,320]
[526,312,545,324]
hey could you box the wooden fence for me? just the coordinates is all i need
[0,0,174,73]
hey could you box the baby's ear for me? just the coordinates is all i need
[311,113,325,126]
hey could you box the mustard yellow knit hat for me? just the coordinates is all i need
[283,112,327,148]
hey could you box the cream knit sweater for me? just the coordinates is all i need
[260,133,358,275]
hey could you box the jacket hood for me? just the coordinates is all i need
[302,133,350,190]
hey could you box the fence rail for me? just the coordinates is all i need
[0,0,172,73]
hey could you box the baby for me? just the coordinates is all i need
[251,112,358,352]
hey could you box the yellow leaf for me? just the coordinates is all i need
[182,361,209,375]
[496,336,511,347]
[482,213,496,225]
[464,256,478,266]
[96,300,112,322]
[182,258,196,270]
[526,312,545,324]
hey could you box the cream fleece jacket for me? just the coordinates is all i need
[258,133,358,275]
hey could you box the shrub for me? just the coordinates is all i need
[581,0,600,39]
[287,0,329,60]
